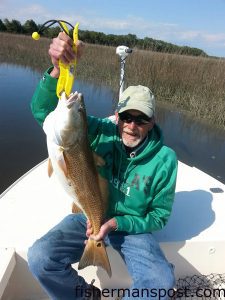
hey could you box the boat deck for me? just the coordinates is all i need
[0,159,225,299]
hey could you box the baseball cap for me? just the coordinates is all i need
[117,85,155,118]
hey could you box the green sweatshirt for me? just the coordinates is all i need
[31,68,178,234]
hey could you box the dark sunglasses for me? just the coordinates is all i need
[119,112,152,126]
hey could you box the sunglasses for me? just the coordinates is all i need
[119,112,152,126]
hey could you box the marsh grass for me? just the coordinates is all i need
[0,32,50,70]
[1,32,225,128]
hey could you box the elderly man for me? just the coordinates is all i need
[28,33,178,300]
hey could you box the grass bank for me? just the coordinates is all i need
[1,32,225,128]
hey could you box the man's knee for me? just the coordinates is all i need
[27,239,52,277]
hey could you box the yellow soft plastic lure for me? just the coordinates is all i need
[57,22,79,98]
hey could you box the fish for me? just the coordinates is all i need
[43,91,111,277]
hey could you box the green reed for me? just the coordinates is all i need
[1,32,225,128]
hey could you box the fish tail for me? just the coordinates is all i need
[78,239,112,277]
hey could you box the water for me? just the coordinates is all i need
[0,63,224,194]
[156,105,225,183]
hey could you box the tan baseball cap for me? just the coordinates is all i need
[117,85,155,118]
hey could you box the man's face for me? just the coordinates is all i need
[116,109,155,148]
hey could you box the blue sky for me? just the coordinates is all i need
[1,0,225,57]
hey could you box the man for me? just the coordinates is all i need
[28,33,178,300]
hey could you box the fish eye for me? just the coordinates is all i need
[78,105,83,112]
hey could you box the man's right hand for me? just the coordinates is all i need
[48,32,85,78]
[86,218,118,242]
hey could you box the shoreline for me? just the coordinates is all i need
[0,32,225,130]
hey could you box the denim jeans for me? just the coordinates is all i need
[28,213,175,300]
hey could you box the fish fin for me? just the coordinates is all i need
[78,239,112,277]
[57,152,68,177]
[71,202,83,214]
[92,152,105,167]
[47,158,54,177]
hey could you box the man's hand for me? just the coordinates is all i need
[48,32,85,78]
[86,218,118,241]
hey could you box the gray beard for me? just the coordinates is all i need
[122,137,143,148]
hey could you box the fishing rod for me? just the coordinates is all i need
[116,45,132,97]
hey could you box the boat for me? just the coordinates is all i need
[1,42,225,299]
[0,158,224,300]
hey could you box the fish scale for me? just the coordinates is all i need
[64,144,104,235]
